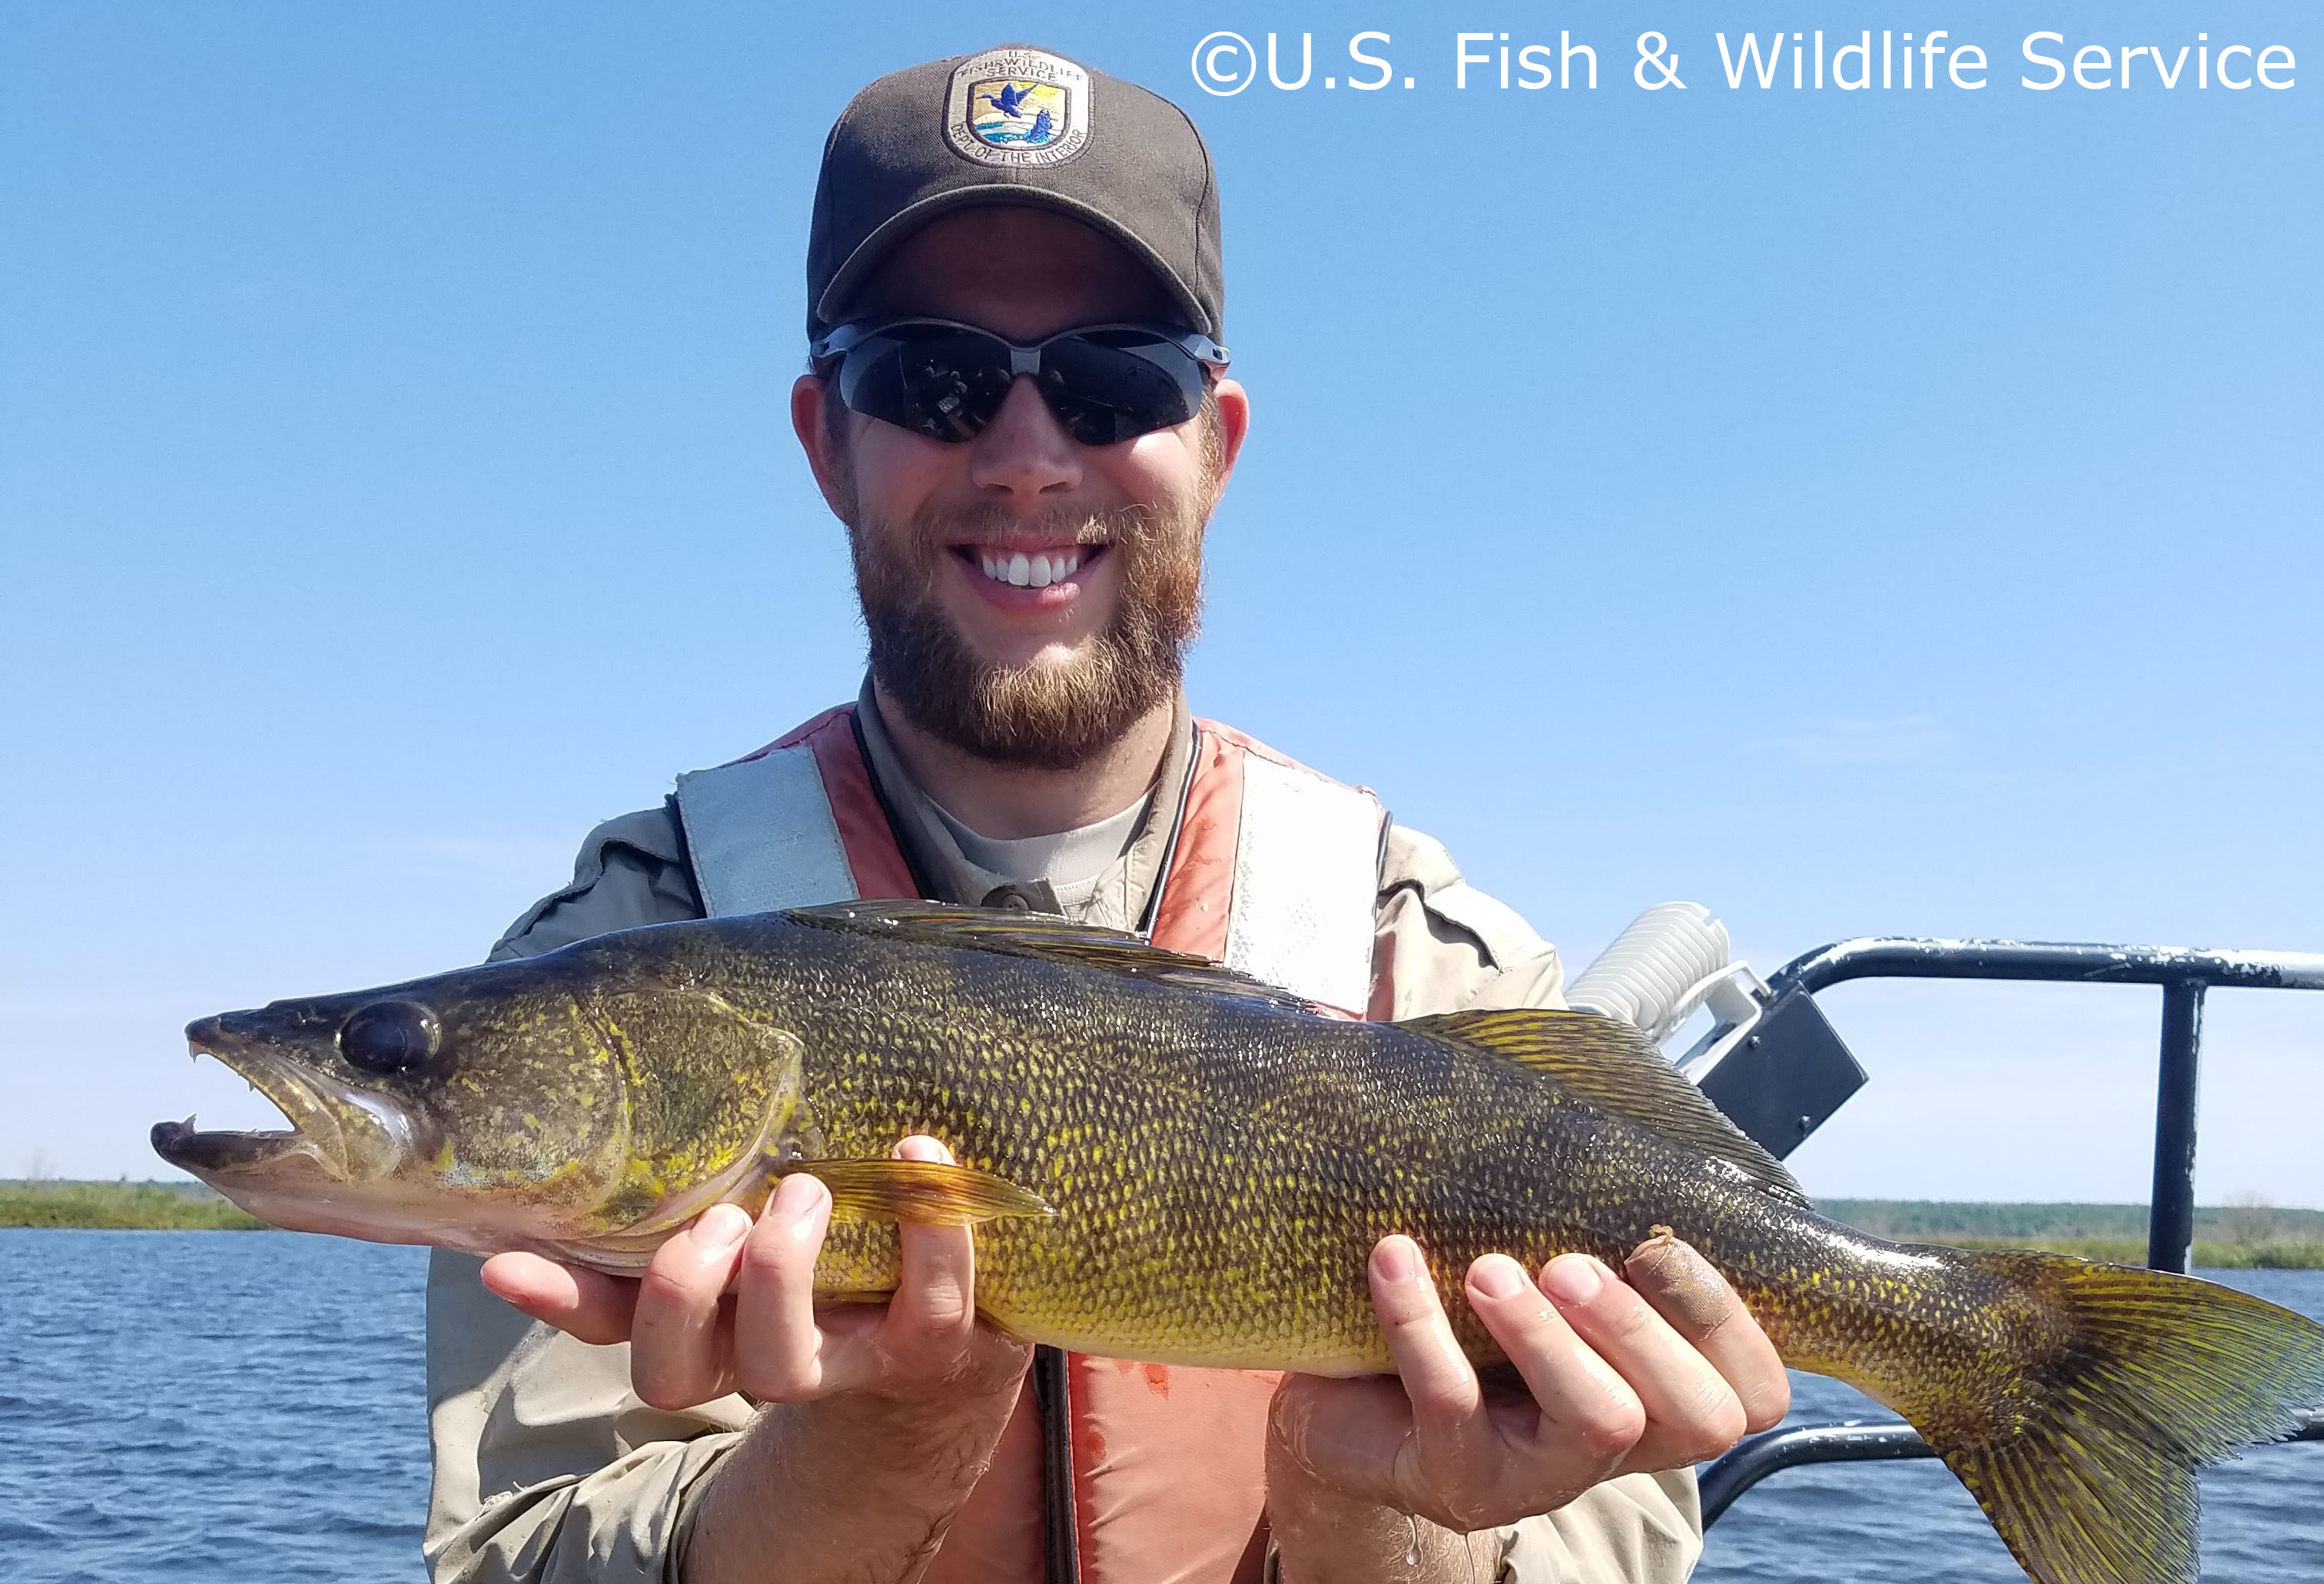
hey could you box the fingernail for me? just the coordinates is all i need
[895,1134,954,1164]
[696,1203,751,1250]
[1469,1255,1526,1300]
[773,1172,827,1220]
[1374,1237,1424,1284]
[1541,1254,1605,1305]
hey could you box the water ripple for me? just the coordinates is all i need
[4,1234,2319,1583]
[1697,1268,2324,1584]
[0,1230,429,1584]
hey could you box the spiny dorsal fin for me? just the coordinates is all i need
[1399,1008,1812,1210]
[785,899,1312,1008]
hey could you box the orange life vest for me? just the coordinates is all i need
[673,705,1389,1584]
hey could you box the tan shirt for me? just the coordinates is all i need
[425,699,1702,1584]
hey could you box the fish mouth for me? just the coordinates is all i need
[151,1017,407,1186]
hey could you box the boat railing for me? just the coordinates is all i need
[1696,938,2324,1527]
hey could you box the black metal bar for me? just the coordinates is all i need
[1700,1410,2324,1527]
[1768,938,2324,998]
[2148,981,2206,1274]
[1698,1424,1937,1524]
[1693,938,2324,1529]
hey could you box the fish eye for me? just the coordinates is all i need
[338,1001,442,1075]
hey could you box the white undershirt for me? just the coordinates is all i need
[928,793,1151,912]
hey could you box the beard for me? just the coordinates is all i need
[843,487,1208,773]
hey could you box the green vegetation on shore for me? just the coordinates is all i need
[1822,1199,2324,1270]
[6,1183,2320,1266]
[0,1179,265,1230]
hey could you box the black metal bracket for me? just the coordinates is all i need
[1692,987,1868,1161]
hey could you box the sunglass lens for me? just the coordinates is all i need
[1038,332,1204,446]
[839,327,1013,442]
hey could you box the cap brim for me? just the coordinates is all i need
[814,185,1213,338]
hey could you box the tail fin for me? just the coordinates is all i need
[1916,1253,2324,1584]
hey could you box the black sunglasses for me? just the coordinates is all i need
[809,317,1230,447]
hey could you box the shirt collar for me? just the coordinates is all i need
[852,676,1196,934]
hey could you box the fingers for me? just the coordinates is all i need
[629,1203,754,1410]
[1370,1236,1502,1528]
[1625,1234,1790,1433]
[732,1135,1020,1404]
[1463,1254,1643,1481]
[872,1136,1031,1397]
[1280,1234,1774,1539]
[1538,1251,1747,1469]
[480,1252,640,1347]
[884,1136,981,1355]
[730,1171,836,1401]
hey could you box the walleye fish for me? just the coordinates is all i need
[154,902,2324,1584]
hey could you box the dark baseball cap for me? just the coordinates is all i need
[805,45,1224,342]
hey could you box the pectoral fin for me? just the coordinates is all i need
[788,1157,1056,1226]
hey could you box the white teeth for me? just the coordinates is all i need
[973,548,1080,587]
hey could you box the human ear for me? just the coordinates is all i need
[1207,377,1251,501]
[791,374,853,520]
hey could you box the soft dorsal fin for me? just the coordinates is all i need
[784,899,1313,1009]
[1399,1008,1812,1209]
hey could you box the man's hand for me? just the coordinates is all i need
[480,1136,1031,1584]
[1266,1232,1788,1576]
[480,1134,1031,1410]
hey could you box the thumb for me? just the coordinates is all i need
[482,1251,642,1347]
[1267,1371,1419,1509]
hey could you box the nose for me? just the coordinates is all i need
[968,377,1081,505]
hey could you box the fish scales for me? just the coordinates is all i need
[155,901,2324,1584]
[726,919,1680,1369]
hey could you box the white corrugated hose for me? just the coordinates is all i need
[1564,902,1734,1047]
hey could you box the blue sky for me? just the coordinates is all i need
[4,3,2318,1206]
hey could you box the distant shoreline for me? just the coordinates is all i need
[8,1181,2322,1266]
[1814,1199,2324,1270]
[2,1179,264,1230]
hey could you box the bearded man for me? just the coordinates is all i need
[423,45,1789,1584]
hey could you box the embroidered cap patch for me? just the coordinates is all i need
[945,48,1091,168]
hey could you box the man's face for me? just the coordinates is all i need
[793,207,1247,771]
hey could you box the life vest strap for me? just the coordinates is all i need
[673,740,857,914]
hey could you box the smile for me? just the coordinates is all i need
[959,544,1098,589]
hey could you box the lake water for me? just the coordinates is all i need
[1,1232,2317,1582]
[1698,1267,2324,1584]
